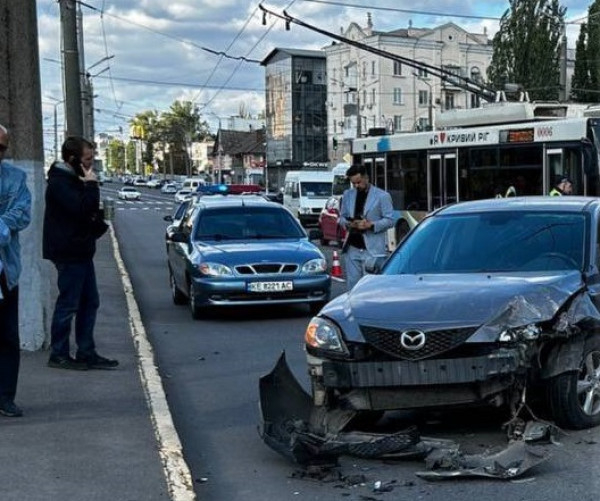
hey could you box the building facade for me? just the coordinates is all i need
[261,48,328,190]
[324,16,493,160]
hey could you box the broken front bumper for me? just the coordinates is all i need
[309,348,522,410]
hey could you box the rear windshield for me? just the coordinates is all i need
[300,182,332,197]
[194,206,305,241]
[385,210,588,274]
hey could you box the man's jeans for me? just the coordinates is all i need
[0,275,19,403]
[50,260,99,359]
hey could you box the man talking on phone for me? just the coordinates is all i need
[339,164,394,290]
[43,136,117,370]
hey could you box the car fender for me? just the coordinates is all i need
[540,332,585,379]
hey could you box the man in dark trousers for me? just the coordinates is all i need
[0,124,32,417]
[43,136,117,370]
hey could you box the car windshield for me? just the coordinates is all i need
[300,182,332,198]
[194,206,305,241]
[385,210,588,274]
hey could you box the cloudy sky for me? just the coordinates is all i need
[37,0,591,150]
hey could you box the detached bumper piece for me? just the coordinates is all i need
[259,352,431,466]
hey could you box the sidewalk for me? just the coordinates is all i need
[0,228,191,501]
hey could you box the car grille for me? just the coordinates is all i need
[235,263,298,275]
[359,325,477,361]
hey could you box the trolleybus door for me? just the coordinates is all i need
[427,152,457,211]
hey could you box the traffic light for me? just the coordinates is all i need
[332,137,338,151]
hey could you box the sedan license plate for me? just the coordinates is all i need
[248,281,293,293]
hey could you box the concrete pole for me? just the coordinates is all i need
[60,0,84,136]
[559,26,568,102]
[0,0,52,350]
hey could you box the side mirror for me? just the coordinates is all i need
[163,215,174,222]
[364,256,386,275]
[308,229,322,241]
[171,232,188,243]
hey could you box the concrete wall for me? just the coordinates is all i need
[0,1,52,350]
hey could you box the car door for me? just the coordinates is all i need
[168,207,196,293]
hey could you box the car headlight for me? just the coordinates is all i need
[299,207,312,214]
[196,262,233,277]
[305,317,346,353]
[302,258,327,274]
[499,324,542,343]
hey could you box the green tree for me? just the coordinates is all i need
[587,0,600,103]
[107,138,125,173]
[487,0,566,100]
[159,100,210,176]
[571,23,591,102]
[126,141,136,174]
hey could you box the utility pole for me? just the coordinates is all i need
[59,0,84,136]
[0,0,51,349]
[559,22,567,102]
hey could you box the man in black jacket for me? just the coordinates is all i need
[43,136,117,370]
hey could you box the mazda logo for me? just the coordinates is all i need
[400,330,426,350]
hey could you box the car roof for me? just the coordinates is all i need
[196,194,277,209]
[435,196,600,216]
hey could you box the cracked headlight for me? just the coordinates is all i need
[302,258,327,274]
[305,317,346,353]
[197,262,233,277]
[499,324,542,343]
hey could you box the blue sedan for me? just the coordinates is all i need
[166,195,331,319]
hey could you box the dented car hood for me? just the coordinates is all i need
[321,270,599,342]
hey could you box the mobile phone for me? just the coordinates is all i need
[69,155,85,177]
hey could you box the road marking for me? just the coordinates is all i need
[108,224,196,501]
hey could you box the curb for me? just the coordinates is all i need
[108,224,196,501]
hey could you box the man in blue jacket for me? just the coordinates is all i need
[43,136,116,371]
[339,164,394,290]
[0,124,32,417]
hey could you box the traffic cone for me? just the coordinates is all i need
[331,250,343,281]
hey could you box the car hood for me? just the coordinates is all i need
[194,239,323,265]
[321,271,600,342]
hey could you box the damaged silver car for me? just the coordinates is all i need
[301,197,600,430]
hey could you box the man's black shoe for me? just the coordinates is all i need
[76,353,119,370]
[47,355,89,371]
[0,400,23,417]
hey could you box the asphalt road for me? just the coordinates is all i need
[107,184,600,501]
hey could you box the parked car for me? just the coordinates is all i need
[293,196,600,430]
[146,179,165,188]
[117,187,141,200]
[161,183,179,194]
[166,195,330,319]
[133,178,148,187]
[174,189,193,202]
[318,195,346,246]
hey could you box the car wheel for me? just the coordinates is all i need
[188,281,205,320]
[169,269,186,305]
[548,335,600,429]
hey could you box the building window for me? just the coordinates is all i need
[470,66,481,82]
[371,60,376,76]
[416,67,428,78]
[393,88,403,105]
[418,90,428,106]
[445,93,455,110]
[362,61,366,80]
[371,88,376,105]
[394,115,403,132]
[362,90,367,107]
[393,61,402,76]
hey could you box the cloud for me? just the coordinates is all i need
[37,0,591,147]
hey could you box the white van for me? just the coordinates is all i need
[283,170,333,226]
[181,177,206,192]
